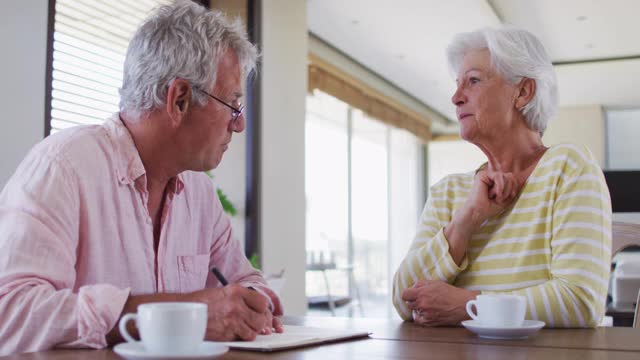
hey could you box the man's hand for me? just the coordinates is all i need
[262,311,284,335]
[188,285,271,341]
[401,280,479,327]
[107,286,283,345]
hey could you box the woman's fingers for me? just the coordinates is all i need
[492,173,504,200]
[503,173,521,203]
[486,172,502,201]
[487,172,520,205]
[499,174,513,204]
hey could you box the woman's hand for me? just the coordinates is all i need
[401,280,479,326]
[444,168,522,265]
[467,168,521,222]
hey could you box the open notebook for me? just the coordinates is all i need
[220,325,371,352]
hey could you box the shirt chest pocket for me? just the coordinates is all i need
[177,254,210,293]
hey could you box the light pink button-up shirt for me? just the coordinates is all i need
[0,115,280,355]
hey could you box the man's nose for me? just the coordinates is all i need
[231,114,245,133]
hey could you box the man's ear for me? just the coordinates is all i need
[165,78,192,127]
[515,77,536,110]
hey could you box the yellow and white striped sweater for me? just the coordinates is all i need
[393,144,612,327]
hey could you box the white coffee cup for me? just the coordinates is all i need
[119,302,207,355]
[466,294,526,327]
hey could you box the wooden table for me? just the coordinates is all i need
[3,316,640,359]
[285,316,640,352]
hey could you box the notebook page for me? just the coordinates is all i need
[220,325,371,352]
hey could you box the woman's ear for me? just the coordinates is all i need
[165,78,192,127]
[515,77,536,110]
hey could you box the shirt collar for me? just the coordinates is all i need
[104,114,184,195]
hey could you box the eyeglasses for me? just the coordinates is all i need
[195,88,244,122]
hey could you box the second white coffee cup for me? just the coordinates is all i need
[119,302,207,355]
[466,294,526,327]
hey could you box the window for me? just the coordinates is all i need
[48,0,172,134]
[428,140,486,186]
[305,90,424,319]
[606,108,640,170]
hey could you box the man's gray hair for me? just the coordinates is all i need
[446,27,558,135]
[120,0,258,118]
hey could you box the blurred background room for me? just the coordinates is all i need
[2,0,640,324]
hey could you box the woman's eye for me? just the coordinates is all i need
[469,77,480,84]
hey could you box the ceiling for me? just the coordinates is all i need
[307,0,640,134]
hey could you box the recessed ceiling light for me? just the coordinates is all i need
[351,20,359,25]
[396,54,405,60]
[585,43,594,49]
[576,15,587,21]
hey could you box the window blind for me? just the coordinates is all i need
[308,54,432,143]
[50,0,171,134]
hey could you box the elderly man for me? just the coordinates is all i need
[0,1,282,355]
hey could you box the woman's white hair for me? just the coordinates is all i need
[446,26,558,135]
[119,0,258,118]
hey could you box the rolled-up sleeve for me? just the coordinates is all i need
[0,152,129,355]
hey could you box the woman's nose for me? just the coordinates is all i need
[451,86,466,106]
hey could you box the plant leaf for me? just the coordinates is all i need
[248,253,260,270]
[216,188,237,217]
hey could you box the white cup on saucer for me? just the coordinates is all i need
[466,294,526,327]
[119,302,207,355]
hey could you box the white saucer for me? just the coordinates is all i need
[461,320,545,340]
[113,341,229,360]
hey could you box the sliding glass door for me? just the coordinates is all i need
[305,90,424,319]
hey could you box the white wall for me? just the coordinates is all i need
[428,140,487,186]
[211,112,246,249]
[543,104,605,167]
[0,1,48,188]
[211,123,246,251]
[606,108,640,170]
[260,1,308,315]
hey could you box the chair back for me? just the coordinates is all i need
[613,222,640,328]
[612,221,640,257]
[634,290,640,328]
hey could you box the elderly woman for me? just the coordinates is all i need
[392,27,611,328]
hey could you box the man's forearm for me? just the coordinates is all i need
[105,292,187,345]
